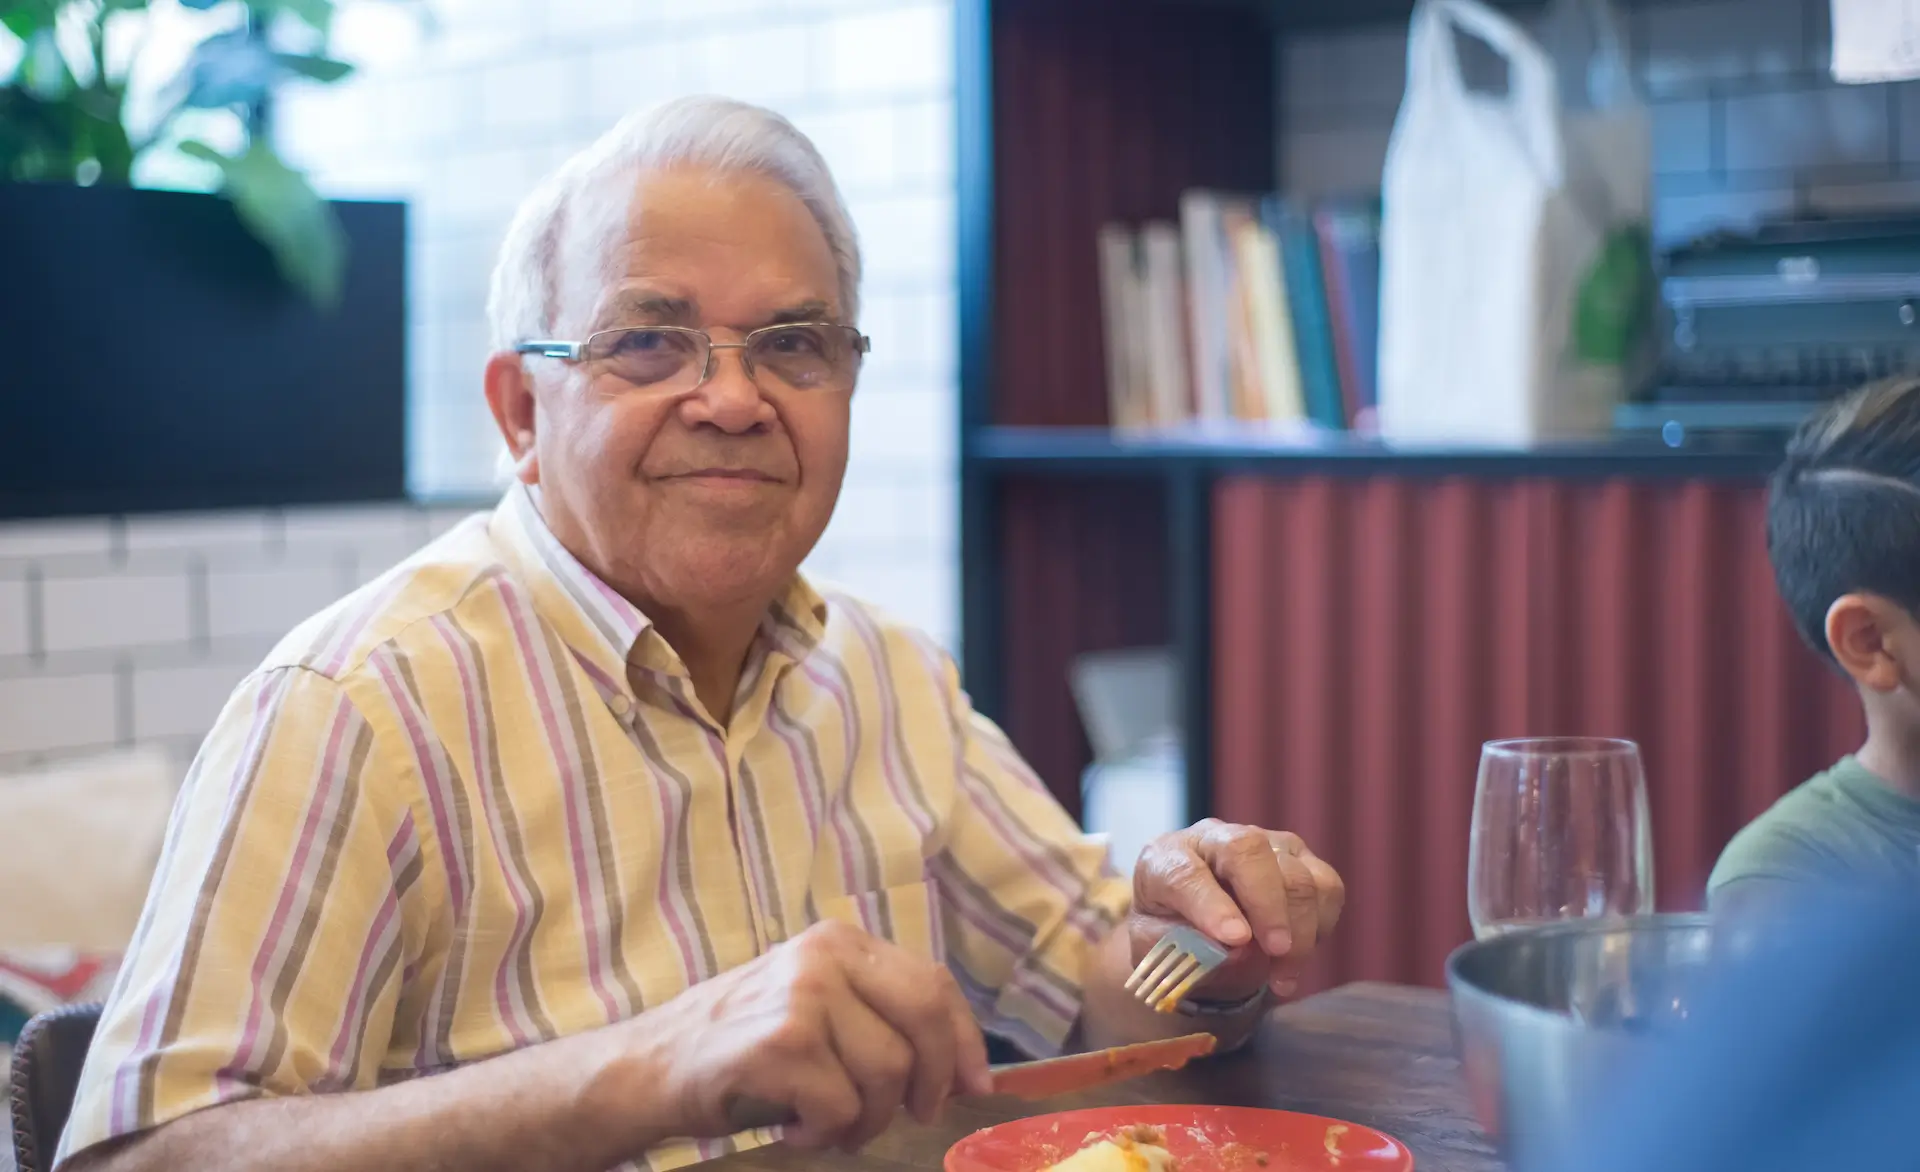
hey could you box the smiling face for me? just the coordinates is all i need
[487,164,853,617]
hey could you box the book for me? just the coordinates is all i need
[1219,200,1266,422]
[1096,224,1151,430]
[1264,195,1346,431]
[1315,199,1383,430]
[1139,222,1193,427]
[1179,191,1233,423]
[1231,208,1306,425]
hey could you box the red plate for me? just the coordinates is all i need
[945,1105,1414,1172]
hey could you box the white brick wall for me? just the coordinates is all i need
[1638,0,1818,91]
[41,572,194,655]
[123,511,272,554]
[820,5,953,96]
[0,501,463,774]
[131,662,256,742]
[0,519,113,561]
[0,673,120,758]
[0,578,28,659]
[206,563,355,642]
[1279,0,1912,248]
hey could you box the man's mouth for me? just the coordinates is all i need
[664,468,782,483]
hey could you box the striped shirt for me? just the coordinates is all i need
[59,486,1129,1170]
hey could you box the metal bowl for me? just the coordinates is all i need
[1446,914,1718,1166]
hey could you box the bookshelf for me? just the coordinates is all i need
[973,426,1787,475]
[955,0,1842,991]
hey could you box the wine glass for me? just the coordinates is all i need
[1467,737,1654,941]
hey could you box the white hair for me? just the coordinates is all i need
[486,95,863,352]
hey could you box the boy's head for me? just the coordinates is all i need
[1769,376,1920,697]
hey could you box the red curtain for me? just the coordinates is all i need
[1212,474,1864,991]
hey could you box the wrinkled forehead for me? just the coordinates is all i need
[548,163,838,337]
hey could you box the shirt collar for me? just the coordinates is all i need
[490,483,830,691]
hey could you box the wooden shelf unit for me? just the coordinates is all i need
[954,0,1855,991]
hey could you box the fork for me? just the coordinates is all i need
[1124,925,1231,1013]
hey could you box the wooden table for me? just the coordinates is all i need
[708,982,1503,1171]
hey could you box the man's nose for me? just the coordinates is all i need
[679,345,774,433]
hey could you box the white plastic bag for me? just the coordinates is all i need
[1378,0,1651,444]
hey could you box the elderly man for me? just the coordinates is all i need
[57,97,1343,1172]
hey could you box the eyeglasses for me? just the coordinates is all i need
[513,323,871,394]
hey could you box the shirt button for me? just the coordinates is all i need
[609,694,633,717]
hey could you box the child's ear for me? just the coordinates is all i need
[1827,594,1905,692]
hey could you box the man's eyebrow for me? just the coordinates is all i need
[761,300,836,327]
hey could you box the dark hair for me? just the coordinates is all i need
[1768,376,1920,662]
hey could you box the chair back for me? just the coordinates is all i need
[9,1003,102,1172]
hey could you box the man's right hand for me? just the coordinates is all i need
[623,919,993,1152]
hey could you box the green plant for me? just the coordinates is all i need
[0,0,420,307]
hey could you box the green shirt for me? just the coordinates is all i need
[1709,756,1920,903]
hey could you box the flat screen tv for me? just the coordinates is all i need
[0,183,407,520]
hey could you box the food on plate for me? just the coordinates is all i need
[1218,1141,1272,1168]
[1040,1125,1178,1172]
[1323,1123,1348,1156]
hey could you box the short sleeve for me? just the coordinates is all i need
[58,667,420,1167]
[1708,808,1837,901]
[926,658,1132,1058]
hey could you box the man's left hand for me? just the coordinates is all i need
[1130,820,1345,1004]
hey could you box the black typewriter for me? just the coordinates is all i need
[1617,215,1920,437]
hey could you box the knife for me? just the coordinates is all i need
[723,1032,1218,1132]
[986,1031,1218,1099]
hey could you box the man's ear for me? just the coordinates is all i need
[484,352,540,485]
[1827,593,1905,693]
